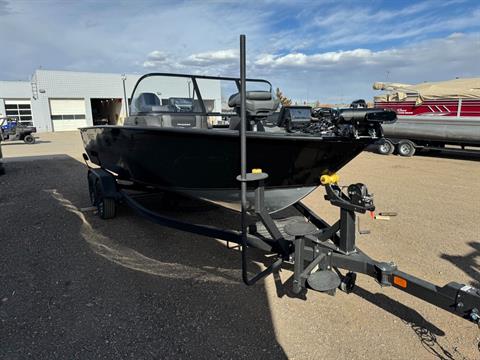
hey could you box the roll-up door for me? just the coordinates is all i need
[49,99,87,131]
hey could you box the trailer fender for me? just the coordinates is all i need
[87,168,120,200]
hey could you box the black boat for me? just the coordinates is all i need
[80,73,395,213]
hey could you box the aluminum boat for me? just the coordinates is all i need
[81,73,395,213]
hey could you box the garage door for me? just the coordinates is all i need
[49,99,87,131]
[4,99,33,126]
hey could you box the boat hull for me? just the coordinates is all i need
[375,99,480,145]
[381,116,480,145]
[80,126,372,213]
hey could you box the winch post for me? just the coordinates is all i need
[323,183,375,253]
[339,208,356,253]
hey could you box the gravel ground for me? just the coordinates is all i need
[0,131,479,359]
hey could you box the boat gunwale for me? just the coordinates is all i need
[79,125,374,143]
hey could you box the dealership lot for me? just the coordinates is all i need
[1,132,479,359]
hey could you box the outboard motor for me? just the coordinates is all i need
[335,108,397,138]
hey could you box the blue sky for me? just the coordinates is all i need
[0,0,479,102]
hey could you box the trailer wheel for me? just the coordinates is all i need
[377,140,395,155]
[339,272,356,293]
[95,181,116,219]
[88,178,97,206]
[397,140,416,157]
[97,197,116,219]
[23,134,35,144]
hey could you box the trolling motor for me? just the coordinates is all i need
[278,105,397,138]
[333,108,397,138]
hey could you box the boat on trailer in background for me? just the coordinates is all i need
[373,78,480,156]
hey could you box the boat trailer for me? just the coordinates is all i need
[85,164,480,326]
[83,35,480,327]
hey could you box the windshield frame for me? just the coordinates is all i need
[129,73,272,116]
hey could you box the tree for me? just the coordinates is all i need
[275,87,292,106]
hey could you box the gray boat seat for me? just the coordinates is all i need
[228,91,279,117]
[135,92,161,113]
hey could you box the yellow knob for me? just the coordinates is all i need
[252,168,263,174]
[320,173,339,185]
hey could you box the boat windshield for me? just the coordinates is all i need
[129,74,272,116]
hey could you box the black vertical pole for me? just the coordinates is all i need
[238,34,283,285]
[239,34,250,284]
[240,35,247,203]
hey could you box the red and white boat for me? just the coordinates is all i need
[372,78,480,156]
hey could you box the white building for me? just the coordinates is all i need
[0,70,142,132]
[0,69,224,133]
[0,70,227,132]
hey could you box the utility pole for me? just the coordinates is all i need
[121,74,128,118]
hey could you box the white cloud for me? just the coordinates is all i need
[255,49,375,68]
[147,51,168,62]
[253,32,480,102]
[182,49,238,66]
[143,51,171,68]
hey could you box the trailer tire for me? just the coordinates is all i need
[97,197,116,219]
[377,140,395,155]
[397,140,416,157]
[24,134,35,144]
[88,177,97,206]
[95,180,116,219]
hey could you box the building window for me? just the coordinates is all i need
[4,102,33,126]
[50,114,86,120]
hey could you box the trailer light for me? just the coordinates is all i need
[393,276,407,288]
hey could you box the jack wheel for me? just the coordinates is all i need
[340,272,356,293]
[377,140,394,155]
[24,134,35,144]
[397,140,416,157]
